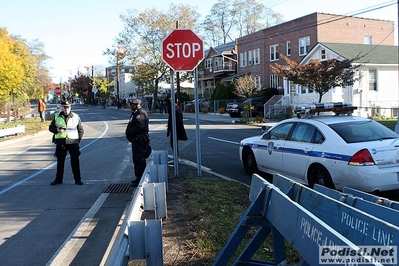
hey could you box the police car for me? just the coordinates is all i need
[239,102,399,193]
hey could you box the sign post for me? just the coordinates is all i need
[162,29,204,177]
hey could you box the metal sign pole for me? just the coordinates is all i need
[194,68,202,177]
[170,69,179,176]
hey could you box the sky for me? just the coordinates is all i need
[0,0,397,83]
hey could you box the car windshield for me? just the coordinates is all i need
[329,120,398,143]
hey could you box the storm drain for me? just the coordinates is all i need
[103,183,132,193]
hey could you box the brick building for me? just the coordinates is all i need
[236,12,395,92]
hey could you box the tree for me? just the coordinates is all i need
[93,77,113,99]
[233,74,262,121]
[131,64,157,98]
[70,74,92,101]
[28,39,53,99]
[115,4,200,111]
[271,55,360,103]
[201,0,283,46]
[211,82,235,100]
[233,74,259,98]
[0,28,24,106]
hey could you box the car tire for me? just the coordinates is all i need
[309,165,335,189]
[243,149,258,175]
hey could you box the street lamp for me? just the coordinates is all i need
[116,45,125,104]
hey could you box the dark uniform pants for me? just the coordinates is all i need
[131,140,148,184]
[55,143,82,182]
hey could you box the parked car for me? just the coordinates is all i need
[184,100,195,113]
[184,98,211,113]
[226,98,266,118]
[239,103,399,193]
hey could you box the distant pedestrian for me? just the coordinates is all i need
[38,98,46,122]
[167,103,188,160]
[125,98,151,187]
[49,100,84,185]
[159,99,164,114]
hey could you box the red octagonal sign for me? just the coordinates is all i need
[162,29,204,72]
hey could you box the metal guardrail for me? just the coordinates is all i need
[214,173,399,265]
[102,150,169,266]
[0,124,25,138]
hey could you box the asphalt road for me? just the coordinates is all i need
[0,105,264,265]
[2,104,398,265]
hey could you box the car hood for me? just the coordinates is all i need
[240,135,262,145]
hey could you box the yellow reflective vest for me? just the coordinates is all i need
[54,113,80,141]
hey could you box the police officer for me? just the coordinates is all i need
[125,98,150,187]
[49,100,84,185]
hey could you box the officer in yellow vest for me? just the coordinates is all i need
[49,100,84,185]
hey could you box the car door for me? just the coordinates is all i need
[282,122,316,180]
[257,122,295,173]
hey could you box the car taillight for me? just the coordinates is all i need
[348,149,375,166]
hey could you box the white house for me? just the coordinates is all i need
[280,42,398,118]
[119,73,138,99]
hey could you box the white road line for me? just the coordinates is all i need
[208,136,240,145]
[0,122,109,196]
[46,193,109,266]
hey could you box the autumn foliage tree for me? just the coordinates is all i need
[271,55,360,103]
[70,74,92,101]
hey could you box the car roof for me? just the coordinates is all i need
[284,115,371,126]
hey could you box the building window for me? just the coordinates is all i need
[248,48,260,65]
[205,59,212,69]
[299,36,310,56]
[286,41,291,56]
[369,69,377,91]
[364,36,372,45]
[320,49,326,60]
[240,52,247,67]
[214,57,223,71]
[270,44,279,61]
[270,74,279,88]
[253,75,261,88]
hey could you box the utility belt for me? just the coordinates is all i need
[132,132,150,142]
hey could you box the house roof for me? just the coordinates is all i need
[221,72,248,82]
[204,41,236,57]
[318,42,398,64]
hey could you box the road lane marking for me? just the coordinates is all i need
[0,122,109,196]
[46,193,109,266]
[208,136,240,145]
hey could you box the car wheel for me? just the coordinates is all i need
[243,149,258,175]
[309,165,335,189]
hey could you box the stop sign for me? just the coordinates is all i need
[162,29,204,71]
[54,87,61,95]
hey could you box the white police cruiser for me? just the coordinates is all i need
[239,102,399,193]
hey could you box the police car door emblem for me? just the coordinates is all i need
[268,142,274,155]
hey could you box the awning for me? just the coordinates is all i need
[221,73,248,82]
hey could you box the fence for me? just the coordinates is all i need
[214,173,399,265]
